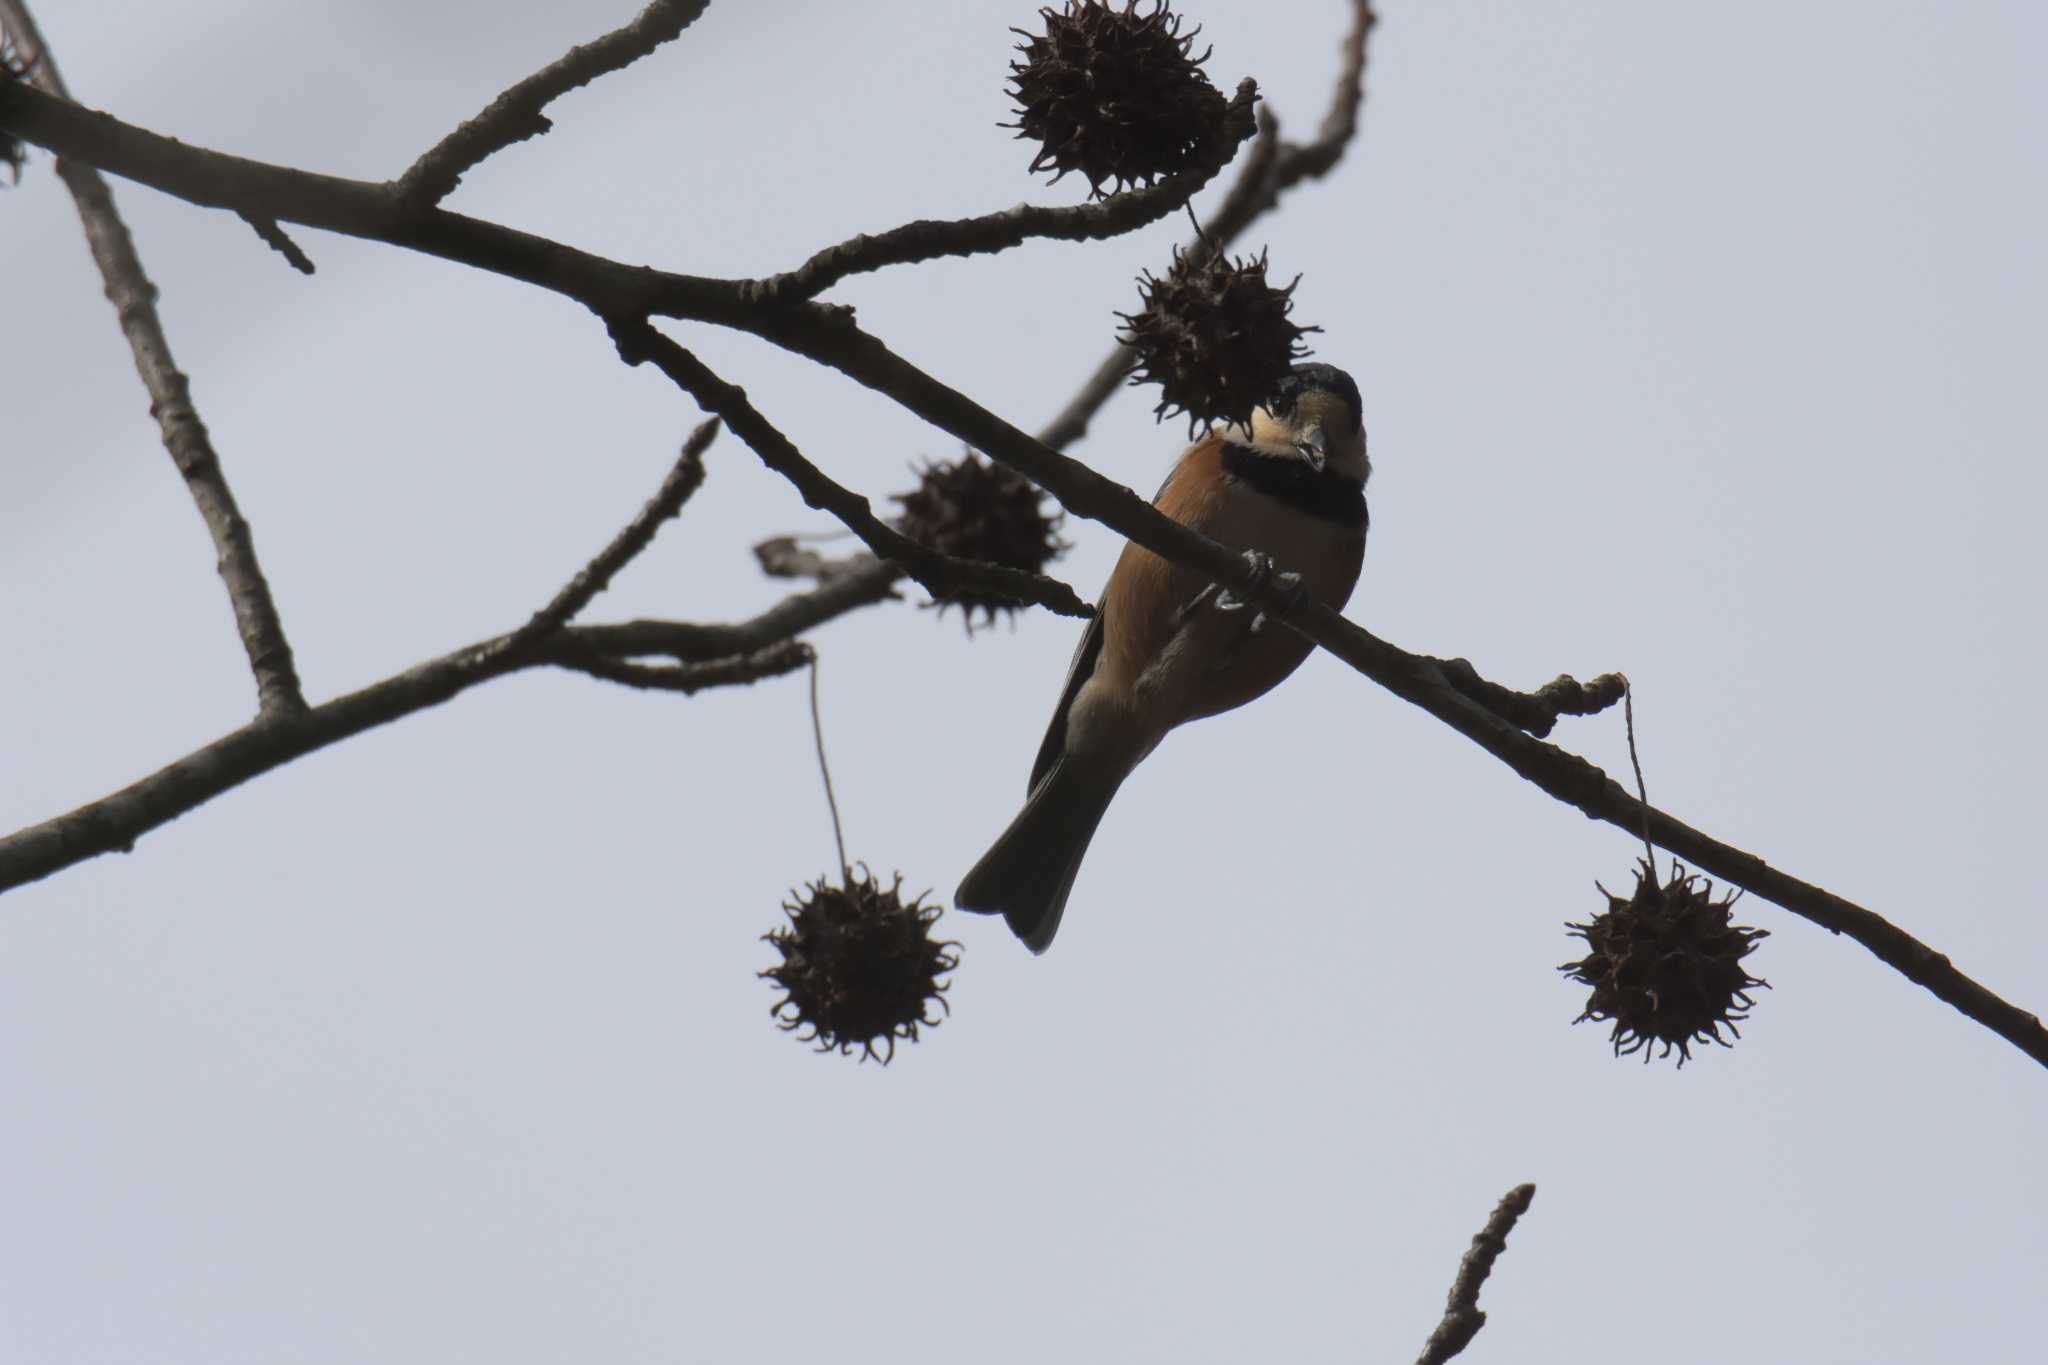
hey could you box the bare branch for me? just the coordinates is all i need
[0,10,1346,338]
[751,79,1261,304]
[607,317,1091,620]
[0,571,900,896]
[237,211,315,274]
[568,557,903,660]
[1,0,306,717]
[396,0,711,206]
[8,21,2043,1071]
[555,639,813,693]
[1439,661,1627,740]
[1034,343,1139,454]
[480,417,719,669]
[1270,0,1376,192]
[0,82,745,320]
[754,537,877,583]
[1416,1184,1536,1365]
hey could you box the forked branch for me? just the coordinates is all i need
[397,0,712,205]
[3,1,2042,1075]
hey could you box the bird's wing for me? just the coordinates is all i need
[1027,610,1102,796]
[1024,454,1194,796]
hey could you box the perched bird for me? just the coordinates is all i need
[956,363,1370,952]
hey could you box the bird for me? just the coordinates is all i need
[955,362,1370,952]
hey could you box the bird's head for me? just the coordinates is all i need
[1245,363,1369,482]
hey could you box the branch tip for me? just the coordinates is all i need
[755,78,1262,304]
[396,0,712,205]
[239,211,315,274]
[1415,1182,1536,1365]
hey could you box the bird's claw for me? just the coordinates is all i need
[1180,553,1302,633]
[1246,572,1305,634]
[1212,551,1276,613]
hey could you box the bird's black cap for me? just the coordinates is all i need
[1271,363,1362,423]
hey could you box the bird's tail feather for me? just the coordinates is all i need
[955,759,1123,953]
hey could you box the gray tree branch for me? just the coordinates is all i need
[396,0,711,206]
[606,317,1091,619]
[237,209,316,273]
[554,639,814,693]
[749,80,1260,304]
[4,3,2042,1074]
[0,571,888,894]
[1,0,305,717]
[1416,1184,1537,1365]
[479,415,720,669]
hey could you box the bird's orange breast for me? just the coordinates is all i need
[1096,436,1365,729]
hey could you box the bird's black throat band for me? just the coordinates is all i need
[1219,443,1368,529]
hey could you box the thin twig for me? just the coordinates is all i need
[807,657,849,881]
[1,0,306,717]
[479,416,719,668]
[751,80,1261,304]
[0,574,896,895]
[753,536,873,583]
[237,211,315,273]
[1436,661,1625,740]
[553,639,813,694]
[1416,1184,1537,1365]
[1185,104,1288,266]
[1034,345,1140,454]
[1270,0,1376,190]
[396,0,711,206]
[1622,678,1658,875]
[568,557,903,660]
[0,81,749,326]
[606,317,1092,620]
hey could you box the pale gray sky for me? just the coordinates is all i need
[5,2,2045,1362]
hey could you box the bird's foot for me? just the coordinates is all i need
[1209,552,1303,632]
[1208,551,1276,614]
[1246,572,1305,634]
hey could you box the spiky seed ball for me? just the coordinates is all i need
[1005,0,1233,197]
[1118,245,1319,437]
[891,453,1069,629]
[762,868,959,1064]
[1561,859,1769,1066]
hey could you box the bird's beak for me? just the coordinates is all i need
[1295,425,1328,473]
